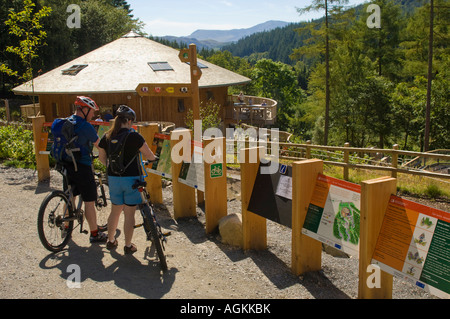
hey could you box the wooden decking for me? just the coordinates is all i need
[224,94,277,127]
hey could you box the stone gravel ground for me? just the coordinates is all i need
[0,164,444,301]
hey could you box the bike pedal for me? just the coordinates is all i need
[82,230,88,234]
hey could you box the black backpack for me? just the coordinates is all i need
[108,130,138,175]
[51,117,82,171]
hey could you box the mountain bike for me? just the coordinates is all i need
[37,163,109,252]
[133,160,170,271]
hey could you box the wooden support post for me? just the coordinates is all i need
[343,142,350,181]
[305,140,311,159]
[30,115,50,182]
[240,147,267,250]
[138,123,163,204]
[291,159,323,276]
[391,144,399,178]
[4,99,11,123]
[203,137,227,234]
[171,129,196,219]
[358,176,396,299]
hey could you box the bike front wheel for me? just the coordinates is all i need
[142,205,168,270]
[37,190,74,252]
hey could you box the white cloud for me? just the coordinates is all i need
[220,0,233,7]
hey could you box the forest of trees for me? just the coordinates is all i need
[1,0,448,151]
[207,0,449,151]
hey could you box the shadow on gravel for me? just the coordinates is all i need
[299,271,351,299]
[38,240,178,299]
[216,243,350,298]
[34,179,57,195]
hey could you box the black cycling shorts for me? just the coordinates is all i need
[63,163,97,202]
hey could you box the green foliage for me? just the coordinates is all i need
[185,100,223,132]
[1,0,52,82]
[1,0,448,153]
[1,0,144,92]
[425,184,444,199]
[0,125,36,168]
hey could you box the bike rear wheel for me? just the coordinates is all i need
[142,205,168,270]
[95,181,109,229]
[37,190,74,252]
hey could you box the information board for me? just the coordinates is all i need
[147,133,172,179]
[247,161,292,228]
[371,195,450,298]
[39,123,52,155]
[178,142,204,191]
[302,174,361,256]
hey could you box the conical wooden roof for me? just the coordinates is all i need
[13,31,250,95]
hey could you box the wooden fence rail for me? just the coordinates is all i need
[229,139,450,181]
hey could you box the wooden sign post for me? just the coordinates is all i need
[240,147,267,250]
[138,123,163,204]
[291,159,323,276]
[358,176,396,299]
[203,137,227,234]
[30,115,50,181]
[188,44,201,122]
[170,129,196,219]
[178,44,201,122]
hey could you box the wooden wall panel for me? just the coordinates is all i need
[38,86,229,127]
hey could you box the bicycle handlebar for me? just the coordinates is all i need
[142,156,159,166]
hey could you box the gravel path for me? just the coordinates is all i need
[0,164,442,300]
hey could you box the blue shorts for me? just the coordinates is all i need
[108,176,143,206]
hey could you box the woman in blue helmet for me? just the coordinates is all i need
[98,105,156,254]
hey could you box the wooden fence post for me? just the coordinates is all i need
[343,142,350,181]
[305,140,311,159]
[240,146,267,250]
[291,159,323,276]
[4,99,11,122]
[138,123,163,204]
[31,115,50,181]
[391,144,399,178]
[203,137,227,234]
[358,176,396,299]
[170,129,196,219]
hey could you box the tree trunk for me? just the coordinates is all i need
[424,0,434,151]
[324,0,330,146]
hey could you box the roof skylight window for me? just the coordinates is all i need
[186,62,208,69]
[62,64,88,76]
[148,62,174,71]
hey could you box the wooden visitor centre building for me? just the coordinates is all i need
[13,31,277,129]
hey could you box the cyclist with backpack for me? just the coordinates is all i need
[97,105,156,254]
[51,96,108,243]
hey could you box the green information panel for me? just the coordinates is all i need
[147,133,172,179]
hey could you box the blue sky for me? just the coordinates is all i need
[127,0,370,37]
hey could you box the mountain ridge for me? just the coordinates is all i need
[187,20,290,42]
[160,20,290,49]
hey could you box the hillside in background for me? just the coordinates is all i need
[187,20,290,42]
[153,0,428,62]
[223,0,427,64]
[159,20,290,50]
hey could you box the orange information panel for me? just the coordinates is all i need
[302,174,361,256]
[371,195,450,298]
